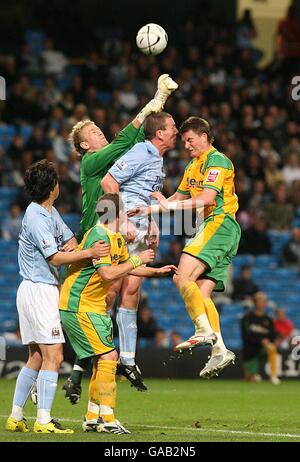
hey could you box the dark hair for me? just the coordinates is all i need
[179,116,214,143]
[144,112,172,140]
[96,193,123,224]
[24,160,58,203]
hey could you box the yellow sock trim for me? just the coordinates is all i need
[204,297,221,332]
[97,360,117,410]
[180,282,206,321]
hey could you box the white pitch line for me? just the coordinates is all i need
[1,415,300,439]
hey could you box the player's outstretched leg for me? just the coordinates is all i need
[199,350,236,379]
[174,332,217,353]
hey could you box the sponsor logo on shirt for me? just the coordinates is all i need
[187,177,202,188]
[116,160,128,170]
[206,169,220,183]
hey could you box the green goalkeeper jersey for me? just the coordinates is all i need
[77,123,144,242]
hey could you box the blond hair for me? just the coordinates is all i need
[70,119,94,156]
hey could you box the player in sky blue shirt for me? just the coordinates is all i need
[18,202,74,285]
[101,112,178,391]
[108,139,164,237]
[6,160,107,435]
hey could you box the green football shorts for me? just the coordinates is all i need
[60,311,115,359]
[183,214,241,292]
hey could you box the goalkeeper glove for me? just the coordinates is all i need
[154,74,178,108]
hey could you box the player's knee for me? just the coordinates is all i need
[105,291,116,310]
[102,349,118,362]
[173,272,185,290]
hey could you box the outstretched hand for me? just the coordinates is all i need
[156,265,178,276]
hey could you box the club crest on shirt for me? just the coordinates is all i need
[51,327,60,337]
[206,169,220,183]
[116,159,128,170]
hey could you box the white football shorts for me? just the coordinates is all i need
[17,280,65,345]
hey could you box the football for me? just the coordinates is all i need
[136,23,168,56]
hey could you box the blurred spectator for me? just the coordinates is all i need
[154,329,169,348]
[236,9,263,63]
[1,203,22,240]
[232,265,259,301]
[282,152,300,185]
[25,126,51,161]
[263,182,294,231]
[264,153,284,192]
[159,239,183,267]
[137,305,159,340]
[0,145,13,186]
[54,162,80,213]
[274,308,295,349]
[41,37,68,76]
[282,227,300,270]
[276,3,300,79]
[169,330,183,349]
[52,126,73,162]
[239,215,272,255]
[241,292,280,384]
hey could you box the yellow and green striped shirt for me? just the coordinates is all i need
[177,146,238,219]
[59,223,129,314]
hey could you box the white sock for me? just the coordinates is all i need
[212,332,227,355]
[37,409,51,425]
[11,405,23,421]
[194,314,214,335]
[87,401,100,418]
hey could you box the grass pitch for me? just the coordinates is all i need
[0,378,300,442]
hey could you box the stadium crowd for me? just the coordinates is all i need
[1,11,300,376]
[1,16,300,243]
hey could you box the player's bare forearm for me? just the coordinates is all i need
[129,265,177,277]
[101,173,120,193]
[98,249,155,281]
[49,241,110,266]
[132,118,142,129]
[149,188,217,212]
[98,260,136,282]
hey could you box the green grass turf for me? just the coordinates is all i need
[0,378,300,442]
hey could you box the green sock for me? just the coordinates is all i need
[70,357,91,384]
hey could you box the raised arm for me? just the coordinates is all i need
[101,173,120,193]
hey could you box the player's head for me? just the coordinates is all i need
[179,116,214,157]
[70,120,109,156]
[96,193,124,226]
[24,159,59,203]
[144,112,178,152]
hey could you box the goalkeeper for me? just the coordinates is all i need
[62,74,178,404]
